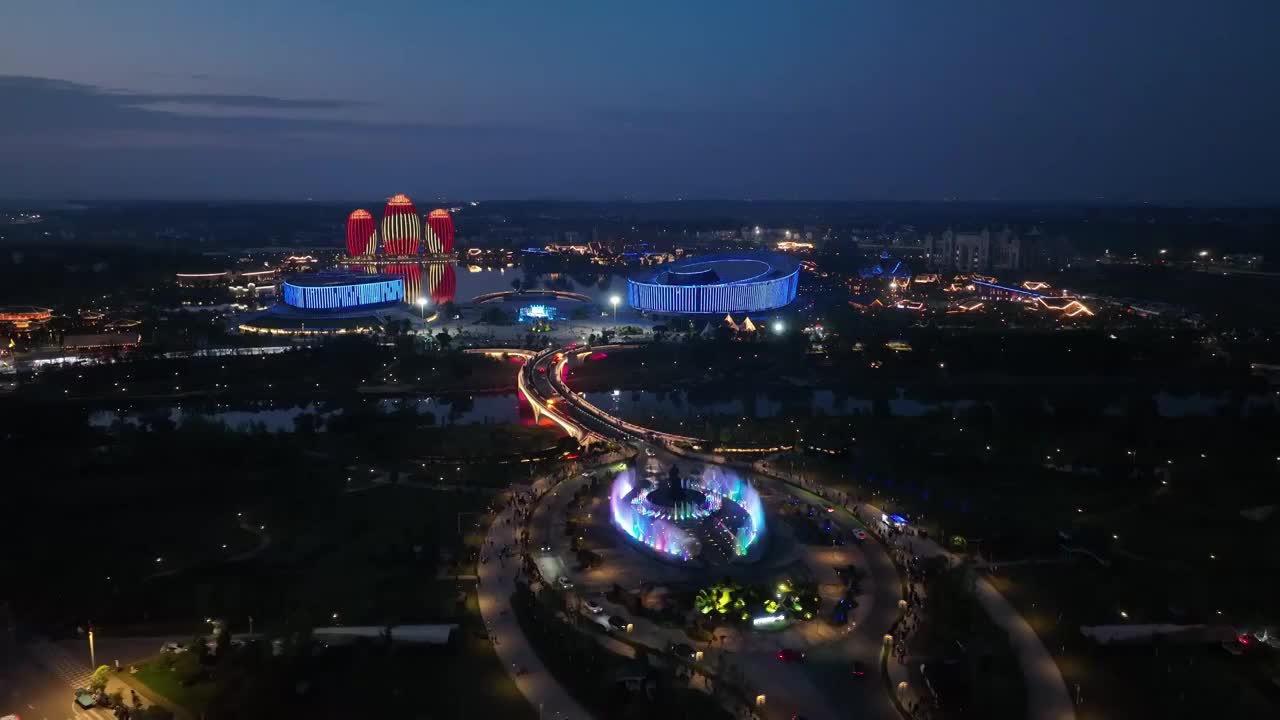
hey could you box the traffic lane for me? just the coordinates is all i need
[75,635,186,670]
[738,652,843,720]
[567,445,899,720]
[1,660,113,720]
[667,451,901,720]
[805,625,900,720]
[772,491,902,720]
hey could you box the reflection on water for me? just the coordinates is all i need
[88,387,1280,434]
[583,388,1280,422]
[89,394,526,432]
[584,388,977,421]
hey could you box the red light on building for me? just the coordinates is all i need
[428,262,456,304]
[346,209,377,256]
[425,208,455,254]
[385,263,422,304]
[381,194,421,255]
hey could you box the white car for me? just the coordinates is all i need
[584,599,604,614]
[160,642,188,654]
[557,575,574,589]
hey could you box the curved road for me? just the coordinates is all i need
[476,480,590,720]
[497,342,1073,720]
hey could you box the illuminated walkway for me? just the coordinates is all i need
[487,343,1069,717]
[851,500,1075,720]
[476,483,590,720]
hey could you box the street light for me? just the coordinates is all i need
[772,321,785,335]
[610,295,620,324]
[416,296,428,319]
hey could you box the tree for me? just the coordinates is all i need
[190,634,211,665]
[480,306,513,325]
[88,664,112,692]
[214,622,232,659]
[510,278,523,292]
[295,411,320,435]
[435,330,452,350]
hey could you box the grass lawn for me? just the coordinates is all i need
[993,564,1279,719]
[133,658,218,715]
[416,422,565,459]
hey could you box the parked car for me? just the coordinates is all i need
[667,642,695,659]
[608,615,629,632]
[160,642,188,654]
[584,598,604,614]
[851,529,868,542]
[557,575,574,589]
[830,604,849,625]
[73,690,96,710]
[776,648,806,662]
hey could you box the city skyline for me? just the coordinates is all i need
[2,1,1278,204]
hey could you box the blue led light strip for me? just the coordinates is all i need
[282,278,405,310]
[627,268,798,314]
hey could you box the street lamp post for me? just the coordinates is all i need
[610,295,620,325]
[88,628,95,668]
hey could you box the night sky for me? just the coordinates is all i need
[2,1,1277,203]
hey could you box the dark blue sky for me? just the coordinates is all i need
[2,1,1277,203]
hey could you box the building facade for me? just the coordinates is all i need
[380,194,422,255]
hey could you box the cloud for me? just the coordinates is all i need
[0,75,534,139]
[0,75,361,121]
[0,74,574,199]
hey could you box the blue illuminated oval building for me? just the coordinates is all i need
[627,252,800,314]
[282,272,404,310]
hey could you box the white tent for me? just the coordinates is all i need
[741,316,757,333]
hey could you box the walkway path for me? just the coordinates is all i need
[528,447,900,720]
[498,342,1072,720]
[857,502,1075,720]
[476,478,591,720]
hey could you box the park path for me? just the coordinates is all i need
[476,477,592,720]
[747,452,1074,720]
[857,502,1075,720]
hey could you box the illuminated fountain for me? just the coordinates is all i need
[702,466,766,556]
[610,469,699,560]
[609,464,765,562]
